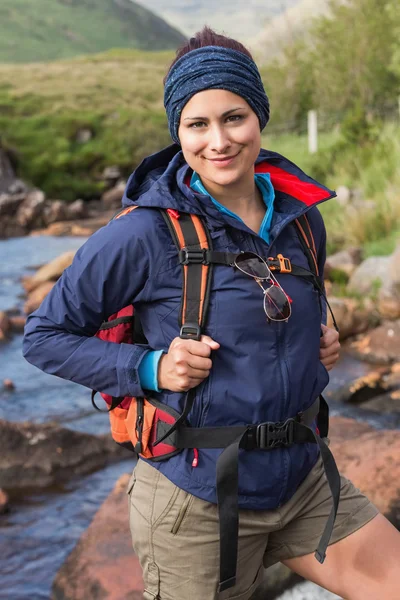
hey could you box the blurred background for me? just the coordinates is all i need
[0,1,399,599]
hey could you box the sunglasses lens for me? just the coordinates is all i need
[263,285,291,321]
[235,252,270,279]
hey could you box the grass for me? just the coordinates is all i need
[0,50,174,199]
[0,0,184,63]
[264,123,400,257]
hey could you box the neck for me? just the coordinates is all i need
[201,172,264,218]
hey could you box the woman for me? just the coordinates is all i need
[23,27,399,600]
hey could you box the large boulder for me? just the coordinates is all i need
[326,297,374,340]
[24,281,56,314]
[0,311,11,341]
[22,251,76,293]
[15,189,46,229]
[348,320,400,364]
[324,247,363,281]
[329,417,400,526]
[52,474,144,600]
[43,200,69,225]
[378,244,400,319]
[0,419,129,493]
[101,181,126,210]
[347,256,392,296]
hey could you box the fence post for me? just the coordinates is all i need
[308,110,318,154]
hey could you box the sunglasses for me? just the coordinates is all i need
[233,251,292,322]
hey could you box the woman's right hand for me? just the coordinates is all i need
[158,335,220,392]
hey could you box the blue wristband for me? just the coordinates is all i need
[137,350,164,392]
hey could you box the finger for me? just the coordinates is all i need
[187,355,213,371]
[187,367,210,379]
[185,340,216,358]
[320,341,341,357]
[200,335,220,350]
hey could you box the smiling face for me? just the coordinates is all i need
[178,89,261,195]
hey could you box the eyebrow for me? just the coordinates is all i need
[183,107,244,121]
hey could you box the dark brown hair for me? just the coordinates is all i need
[164,26,254,84]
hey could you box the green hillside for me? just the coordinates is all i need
[0,0,186,63]
[0,49,173,199]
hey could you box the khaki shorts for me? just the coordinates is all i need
[127,456,378,600]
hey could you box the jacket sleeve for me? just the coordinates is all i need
[23,214,154,398]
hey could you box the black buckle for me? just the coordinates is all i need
[180,323,201,341]
[179,248,209,265]
[256,419,295,449]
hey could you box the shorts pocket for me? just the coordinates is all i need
[170,492,194,535]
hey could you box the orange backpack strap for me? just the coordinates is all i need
[294,214,319,277]
[161,209,213,341]
[113,205,139,220]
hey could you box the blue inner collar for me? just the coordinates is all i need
[190,171,275,243]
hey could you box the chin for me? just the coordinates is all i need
[205,168,244,188]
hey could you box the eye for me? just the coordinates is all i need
[188,121,206,129]
[226,115,244,123]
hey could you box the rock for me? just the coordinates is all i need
[347,256,391,296]
[52,475,299,600]
[0,311,11,341]
[0,488,9,514]
[348,320,400,364]
[359,389,400,414]
[66,199,87,220]
[3,379,15,391]
[334,185,351,207]
[326,296,374,340]
[324,247,363,281]
[0,192,27,217]
[0,146,16,193]
[101,181,126,210]
[75,128,92,144]
[329,417,400,527]
[32,211,114,237]
[16,189,46,229]
[378,244,400,319]
[326,370,388,404]
[0,213,27,239]
[8,315,26,333]
[22,251,76,293]
[43,200,69,225]
[52,473,144,600]
[24,281,55,314]
[0,419,129,492]
[102,166,122,184]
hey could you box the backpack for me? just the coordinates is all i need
[92,205,340,592]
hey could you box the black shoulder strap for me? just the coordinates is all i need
[160,209,213,341]
[154,209,213,447]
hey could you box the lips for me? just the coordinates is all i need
[207,152,240,166]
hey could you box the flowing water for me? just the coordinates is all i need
[0,235,396,600]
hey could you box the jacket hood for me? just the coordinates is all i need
[122,144,336,222]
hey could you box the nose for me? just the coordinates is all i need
[209,124,232,154]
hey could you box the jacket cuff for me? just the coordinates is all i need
[120,343,152,397]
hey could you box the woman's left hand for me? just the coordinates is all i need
[319,324,340,371]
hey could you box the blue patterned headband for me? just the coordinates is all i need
[164,46,270,145]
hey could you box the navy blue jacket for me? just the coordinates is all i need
[23,145,335,510]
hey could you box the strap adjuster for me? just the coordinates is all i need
[179,248,209,265]
[180,322,201,340]
[256,418,295,449]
